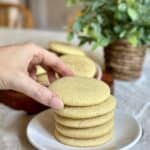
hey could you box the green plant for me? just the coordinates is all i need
[67,0,150,49]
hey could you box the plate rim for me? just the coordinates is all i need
[27,109,142,150]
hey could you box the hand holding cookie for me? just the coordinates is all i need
[0,43,73,109]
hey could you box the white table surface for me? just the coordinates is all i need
[0,28,149,150]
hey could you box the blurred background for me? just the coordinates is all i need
[0,0,78,30]
[0,0,149,81]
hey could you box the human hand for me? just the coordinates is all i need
[0,43,73,109]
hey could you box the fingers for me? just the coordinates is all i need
[28,65,37,80]
[42,51,73,76]
[40,65,56,83]
[11,73,64,109]
[29,44,74,76]
[47,69,56,83]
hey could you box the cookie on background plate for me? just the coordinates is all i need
[48,41,85,56]
[60,55,97,78]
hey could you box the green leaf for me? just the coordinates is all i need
[119,30,126,38]
[127,7,138,21]
[114,12,124,20]
[127,35,138,46]
[98,35,110,47]
[91,1,105,11]
[79,39,87,46]
[118,3,127,12]
[97,16,103,24]
[66,0,75,7]
[91,41,99,50]
[73,21,81,32]
[67,32,74,41]
[78,36,93,46]
[66,0,149,47]
[114,26,122,33]
[92,1,100,11]
[91,23,101,38]
[83,25,90,35]
[129,27,137,34]
[126,0,135,5]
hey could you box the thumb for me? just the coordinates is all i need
[11,73,63,109]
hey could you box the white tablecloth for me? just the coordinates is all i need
[0,28,149,150]
[115,50,150,150]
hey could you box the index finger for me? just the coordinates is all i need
[34,45,74,76]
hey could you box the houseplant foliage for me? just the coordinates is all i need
[67,0,150,80]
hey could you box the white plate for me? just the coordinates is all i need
[27,110,142,150]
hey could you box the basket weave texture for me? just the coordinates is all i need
[105,40,146,80]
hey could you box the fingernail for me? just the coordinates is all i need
[49,95,64,109]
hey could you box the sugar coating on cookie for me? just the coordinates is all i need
[55,112,114,128]
[55,96,116,119]
[50,77,110,106]
[55,119,113,138]
[60,55,96,78]
[48,41,85,56]
[55,130,113,147]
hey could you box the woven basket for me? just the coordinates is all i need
[104,40,146,80]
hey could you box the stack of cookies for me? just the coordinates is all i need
[50,77,116,147]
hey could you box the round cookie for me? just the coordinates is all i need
[55,112,114,128]
[55,130,113,147]
[60,55,96,78]
[55,96,116,119]
[55,119,113,138]
[48,41,85,56]
[50,77,110,106]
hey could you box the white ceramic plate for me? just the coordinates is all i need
[27,110,142,150]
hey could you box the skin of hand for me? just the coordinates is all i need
[0,43,73,109]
